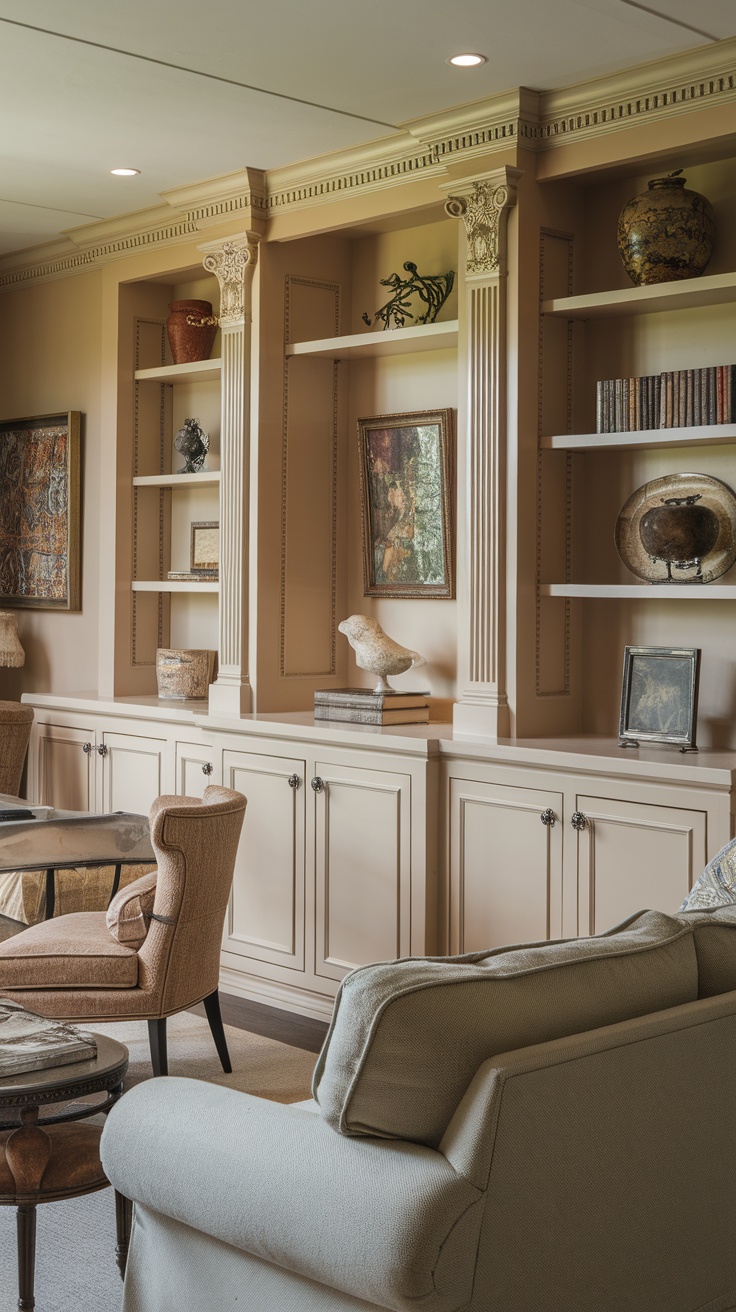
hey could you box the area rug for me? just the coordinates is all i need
[0,1013,317,1312]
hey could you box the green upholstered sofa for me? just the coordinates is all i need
[100,906,736,1312]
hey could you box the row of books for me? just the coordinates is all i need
[314,687,430,725]
[596,365,736,433]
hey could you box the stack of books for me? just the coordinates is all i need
[596,364,736,433]
[167,570,219,582]
[0,1000,97,1078]
[314,688,430,725]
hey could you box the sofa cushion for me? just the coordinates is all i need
[0,911,139,989]
[680,836,736,912]
[312,910,698,1147]
[675,904,736,997]
[106,870,158,949]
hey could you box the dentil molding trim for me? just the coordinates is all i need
[1,39,735,290]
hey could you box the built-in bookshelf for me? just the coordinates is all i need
[285,320,458,360]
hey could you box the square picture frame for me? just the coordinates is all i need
[0,411,81,610]
[189,521,219,575]
[619,646,701,751]
[357,408,455,598]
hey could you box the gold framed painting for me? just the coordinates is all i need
[0,411,81,610]
[357,409,455,598]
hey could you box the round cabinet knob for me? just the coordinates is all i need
[97,744,108,757]
[288,774,301,789]
[310,777,324,793]
[82,742,93,755]
[540,808,556,827]
[201,762,214,776]
[571,811,588,831]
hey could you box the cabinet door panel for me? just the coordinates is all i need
[448,777,564,953]
[576,795,707,936]
[99,732,166,815]
[313,760,411,982]
[223,751,306,973]
[36,722,96,812]
[175,740,217,797]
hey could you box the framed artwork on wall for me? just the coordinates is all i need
[0,411,81,610]
[357,408,455,598]
[619,645,701,751]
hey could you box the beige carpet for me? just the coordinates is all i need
[0,1014,318,1311]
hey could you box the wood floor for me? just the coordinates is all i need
[0,913,329,1054]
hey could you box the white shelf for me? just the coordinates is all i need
[541,583,736,599]
[134,359,222,384]
[132,471,221,487]
[132,581,219,594]
[542,271,736,320]
[285,320,459,360]
[541,423,736,452]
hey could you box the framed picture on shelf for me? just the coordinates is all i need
[619,646,701,751]
[357,408,455,598]
[190,521,219,576]
[0,411,81,610]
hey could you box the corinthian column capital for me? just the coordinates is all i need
[443,168,520,276]
[198,235,260,326]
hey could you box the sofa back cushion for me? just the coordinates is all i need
[312,910,698,1147]
[675,905,736,997]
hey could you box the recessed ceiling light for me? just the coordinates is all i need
[448,53,487,67]
[110,168,140,177]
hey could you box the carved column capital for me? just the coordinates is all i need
[199,235,259,326]
[444,170,519,276]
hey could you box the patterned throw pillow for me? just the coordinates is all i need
[105,871,158,949]
[679,837,736,911]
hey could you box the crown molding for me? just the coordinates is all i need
[1,39,735,290]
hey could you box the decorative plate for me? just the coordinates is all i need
[614,472,736,584]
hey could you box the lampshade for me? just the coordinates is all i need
[0,612,25,667]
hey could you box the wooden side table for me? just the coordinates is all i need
[0,1033,130,1311]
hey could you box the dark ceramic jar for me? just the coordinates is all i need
[166,299,218,365]
[617,170,715,287]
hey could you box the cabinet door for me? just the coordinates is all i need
[312,756,412,984]
[34,721,96,811]
[447,775,564,953]
[98,730,167,815]
[575,794,708,936]
[222,750,306,976]
[174,739,218,798]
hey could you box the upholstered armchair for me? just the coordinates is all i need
[100,905,736,1311]
[0,700,33,797]
[0,786,247,1075]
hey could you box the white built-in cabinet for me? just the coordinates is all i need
[21,695,736,1021]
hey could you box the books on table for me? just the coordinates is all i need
[0,1000,97,1078]
[313,687,430,725]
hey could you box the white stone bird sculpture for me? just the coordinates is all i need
[338,615,427,692]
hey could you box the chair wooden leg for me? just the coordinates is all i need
[203,991,232,1073]
[115,1190,132,1279]
[147,1018,168,1076]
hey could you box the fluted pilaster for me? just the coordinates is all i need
[443,169,519,737]
[199,235,259,716]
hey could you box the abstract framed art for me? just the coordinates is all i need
[0,412,81,610]
[619,645,701,751]
[357,408,455,598]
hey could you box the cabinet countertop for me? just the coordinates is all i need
[21,694,736,785]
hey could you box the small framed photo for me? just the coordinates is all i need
[619,646,701,751]
[357,409,454,598]
[190,521,219,575]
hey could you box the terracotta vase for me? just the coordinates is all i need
[166,300,218,365]
[616,171,715,286]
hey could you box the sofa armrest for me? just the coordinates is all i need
[101,1078,482,1312]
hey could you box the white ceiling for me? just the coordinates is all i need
[0,0,734,257]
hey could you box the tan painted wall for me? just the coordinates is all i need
[0,270,104,699]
